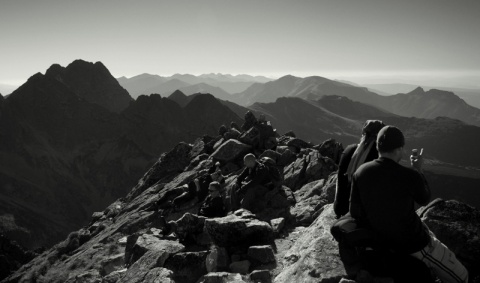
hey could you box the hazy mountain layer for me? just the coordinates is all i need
[117,73,272,99]
[364,83,480,109]
[234,75,480,127]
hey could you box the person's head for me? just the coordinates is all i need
[361,120,385,139]
[258,114,266,123]
[211,167,224,182]
[208,181,221,197]
[218,124,227,136]
[243,153,257,168]
[245,111,257,122]
[376,126,405,162]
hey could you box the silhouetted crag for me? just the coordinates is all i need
[45,60,133,113]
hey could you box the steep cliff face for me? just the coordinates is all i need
[3,131,478,283]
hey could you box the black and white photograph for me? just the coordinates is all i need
[0,1,479,282]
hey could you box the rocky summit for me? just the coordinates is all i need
[3,119,480,283]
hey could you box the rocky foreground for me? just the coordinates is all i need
[3,134,480,283]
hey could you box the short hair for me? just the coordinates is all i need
[376,126,405,153]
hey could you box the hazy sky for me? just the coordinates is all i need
[1,0,479,87]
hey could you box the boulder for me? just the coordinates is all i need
[190,137,207,159]
[64,270,102,283]
[275,204,347,283]
[290,174,337,226]
[314,138,344,164]
[171,212,207,242]
[278,136,311,150]
[213,138,225,151]
[283,149,337,191]
[100,253,125,276]
[249,270,272,283]
[124,234,184,266]
[206,246,230,272]
[143,267,175,283]
[418,199,480,278]
[102,269,127,283]
[259,150,281,163]
[201,272,247,283]
[205,210,274,247]
[119,250,177,283]
[164,251,209,283]
[91,212,104,222]
[224,129,241,141]
[229,260,251,274]
[211,139,252,163]
[276,147,296,167]
[247,245,275,265]
[286,138,312,150]
[187,153,209,171]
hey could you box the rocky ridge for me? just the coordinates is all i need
[3,123,479,283]
[0,60,243,250]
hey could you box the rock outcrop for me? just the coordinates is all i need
[3,122,480,283]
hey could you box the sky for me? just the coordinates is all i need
[1,0,480,88]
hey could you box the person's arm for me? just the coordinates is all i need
[409,148,431,206]
[349,174,363,220]
[243,164,269,188]
[236,167,249,185]
[334,145,356,217]
[410,171,431,206]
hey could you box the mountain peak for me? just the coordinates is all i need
[278,74,299,81]
[169,90,187,98]
[409,86,426,95]
[43,60,132,113]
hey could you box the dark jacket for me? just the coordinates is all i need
[198,195,226,218]
[236,161,270,191]
[334,143,378,218]
[350,157,431,254]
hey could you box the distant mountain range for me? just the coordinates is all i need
[363,83,480,109]
[232,75,480,127]
[117,73,272,99]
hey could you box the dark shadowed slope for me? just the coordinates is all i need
[0,62,243,249]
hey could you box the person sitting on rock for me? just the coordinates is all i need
[230,121,241,132]
[334,120,385,218]
[231,153,270,212]
[218,124,228,137]
[241,111,257,132]
[350,126,468,283]
[198,181,226,218]
[171,162,225,210]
